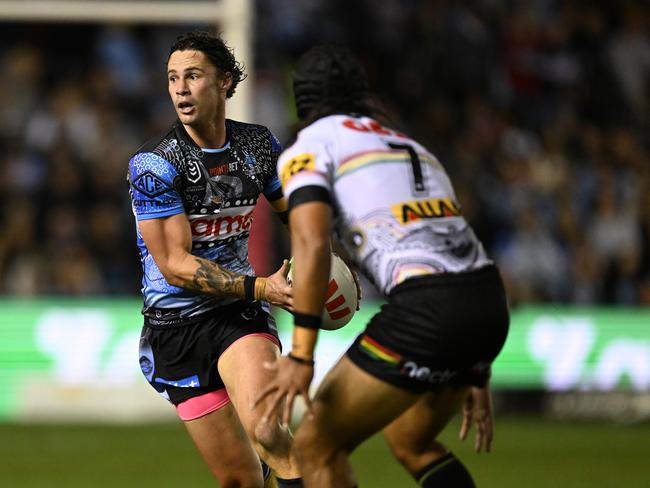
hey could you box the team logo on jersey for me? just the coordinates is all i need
[132,171,172,198]
[279,153,315,187]
[187,159,202,183]
[391,198,460,224]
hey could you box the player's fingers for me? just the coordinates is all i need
[475,419,488,453]
[280,259,290,278]
[484,421,494,453]
[474,425,483,453]
[262,391,284,423]
[459,415,470,441]
[251,384,276,409]
[282,391,296,427]
[301,388,314,417]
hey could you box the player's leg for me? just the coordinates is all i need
[183,398,265,488]
[292,355,421,488]
[383,387,476,487]
[218,334,302,485]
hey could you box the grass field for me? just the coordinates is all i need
[1,416,649,487]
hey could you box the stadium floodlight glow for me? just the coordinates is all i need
[0,0,252,122]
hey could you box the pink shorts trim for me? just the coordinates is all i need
[176,389,231,421]
[221,332,280,357]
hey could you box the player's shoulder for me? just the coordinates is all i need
[227,118,273,140]
[297,115,343,141]
[131,123,178,160]
[227,118,282,153]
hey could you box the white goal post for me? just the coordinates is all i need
[0,0,253,121]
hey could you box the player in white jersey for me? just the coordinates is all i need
[255,45,510,487]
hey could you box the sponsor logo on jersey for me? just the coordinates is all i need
[154,375,200,388]
[132,171,172,198]
[391,197,460,224]
[342,118,408,139]
[279,153,316,187]
[189,206,255,240]
[401,361,457,384]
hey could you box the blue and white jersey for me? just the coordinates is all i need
[128,119,283,324]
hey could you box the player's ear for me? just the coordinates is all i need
[219,72,233,93]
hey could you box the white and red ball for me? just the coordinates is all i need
[287,253,359,330]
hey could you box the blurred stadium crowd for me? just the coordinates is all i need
[0,0,649,305]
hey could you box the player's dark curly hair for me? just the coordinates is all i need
[292,44,387,130]
[169,31,246,98]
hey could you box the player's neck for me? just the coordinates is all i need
[184,117,227,149]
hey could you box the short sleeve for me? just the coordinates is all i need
[262,130,283,199]
[276,136,332,202]
[128,152,184,221]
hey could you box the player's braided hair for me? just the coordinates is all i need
[293,44,382,125]
[169,31,246,98]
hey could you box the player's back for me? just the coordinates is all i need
[279,114,491,295]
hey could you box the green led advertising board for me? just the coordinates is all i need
[0,300,648,420]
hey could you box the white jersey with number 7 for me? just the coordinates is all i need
[278,114,492,295]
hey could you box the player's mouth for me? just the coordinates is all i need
[177,101,195,114]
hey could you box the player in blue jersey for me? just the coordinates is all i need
[128,32,302,488]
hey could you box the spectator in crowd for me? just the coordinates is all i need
[0,2,648,305]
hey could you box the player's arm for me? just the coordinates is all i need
[138,212,292,307]
[266,190,290,227]
[288,199,332,361]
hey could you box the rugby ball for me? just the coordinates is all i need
[287,253,359,330]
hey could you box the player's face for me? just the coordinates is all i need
[167,50,231,128]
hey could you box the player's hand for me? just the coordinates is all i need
[351,269,362,310]
[264,260,294,311]
[252,355,314,427]
[459,386,494,453]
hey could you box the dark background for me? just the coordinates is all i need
[1,0,649,306]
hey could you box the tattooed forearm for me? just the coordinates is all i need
[180,257,246,298]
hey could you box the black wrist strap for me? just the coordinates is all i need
[244,275,257,301]
[288,353,315,366]
[292,311,322,329]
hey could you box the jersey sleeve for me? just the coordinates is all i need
[128,152,184,221]
[277,132,333,208]
[262,130,283,201]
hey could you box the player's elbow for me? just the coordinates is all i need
[156,257,189,288]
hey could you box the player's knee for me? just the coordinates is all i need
[293,420,336,466]
[251,418,287,453]
[388,437,447,472]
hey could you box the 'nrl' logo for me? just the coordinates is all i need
[187,159,202,183]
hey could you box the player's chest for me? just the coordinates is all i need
[181,146,267,214]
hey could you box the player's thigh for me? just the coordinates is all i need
[297,355,420,453]
[218,335,281,424]
[184,402,262,484]
[383,385,470,454]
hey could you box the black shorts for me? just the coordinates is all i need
[138,300,280,406]
[346,265,509,393]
